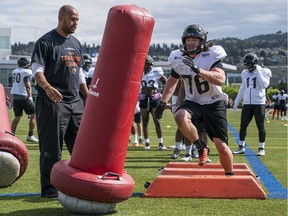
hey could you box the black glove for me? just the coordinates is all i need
[155,101,166,119]
[182,56,200,74]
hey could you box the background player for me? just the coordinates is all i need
[130,100,143,146]
[277,90,288,120]
[10,57,38,143]
[233,53,271,156]
[139,55,167,150]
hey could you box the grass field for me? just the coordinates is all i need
[0,109,287,216]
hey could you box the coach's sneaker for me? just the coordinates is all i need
[26,135,38,143]
[257,148,265,156]
[171,148,180,159]
[181,153,192,162]
[144,143,150,150]
[198,147,208,166]
[233,146,245,154]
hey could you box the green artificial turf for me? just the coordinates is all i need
[0,109,287,215]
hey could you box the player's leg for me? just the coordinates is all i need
[11,99,23,134]
[24,99,38,142]
[130,121,139,147]
[174,107,204,162]
[171,129,183,159]
[214,138,234,174]
[139,96,150,149]
[140,108,150,149]
[235,105,253,154]
[254,105,266,156]
[151,107,166,150]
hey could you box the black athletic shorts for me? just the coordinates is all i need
[139,95,159,110]
[176,100,228,144]
[134,112,141,123]
[13,98,36,116]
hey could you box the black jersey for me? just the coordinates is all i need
[32,29,84,102]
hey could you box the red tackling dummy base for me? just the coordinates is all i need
[144,162,266,199]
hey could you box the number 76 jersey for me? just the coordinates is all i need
[168,45,227,105]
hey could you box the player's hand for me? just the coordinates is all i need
[182,56,200,74]
[155,101,166,119]
[28,97,33,101]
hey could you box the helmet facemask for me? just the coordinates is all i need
[243,53,259,72]
[144,55,154,74]
[17,57,31,69]
[181,24,208,55]
[82,54,92,72]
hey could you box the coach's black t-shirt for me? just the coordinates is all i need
[32,29,83,102]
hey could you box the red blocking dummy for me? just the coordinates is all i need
[51,5,154,202]
[0,83,29,184]
[70,5,154,174]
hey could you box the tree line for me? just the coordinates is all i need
[12,31,287,68]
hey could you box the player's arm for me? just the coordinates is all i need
[177,78,185,104]
[159,75,167,93]
[161,69,179,103]
[159,75,167,85]
[257,69,271,89]
[79,69,88,98]
[233,75,245,111]
[23,76,32,99]
[197,60,225,86]
[182,57,225,86]
[80,83,88,98]
[155,68,179,119]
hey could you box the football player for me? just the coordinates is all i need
[79,54,92,104]
[277,90,288,120]
[271,91,280,120]
[139,55,167,150]
[155,24,233,175]
[233,53,272,156]
[130,100,143,147]
[10,57,38,143]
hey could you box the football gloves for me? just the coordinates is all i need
[155,101,166,119]
[182,56,200,74]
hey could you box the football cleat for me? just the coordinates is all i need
[144,143,150,150]
[158,145,167,150]
[233,146,245,154]
[198,147,208,166]
[206,157,212,163]
[181,153,192,161]
[191,148,199,158]
[257,148,265,156]
[171,148,180,159]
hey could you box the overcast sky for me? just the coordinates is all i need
[1,0,287,46]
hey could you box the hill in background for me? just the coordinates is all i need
[11,31,287,86]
